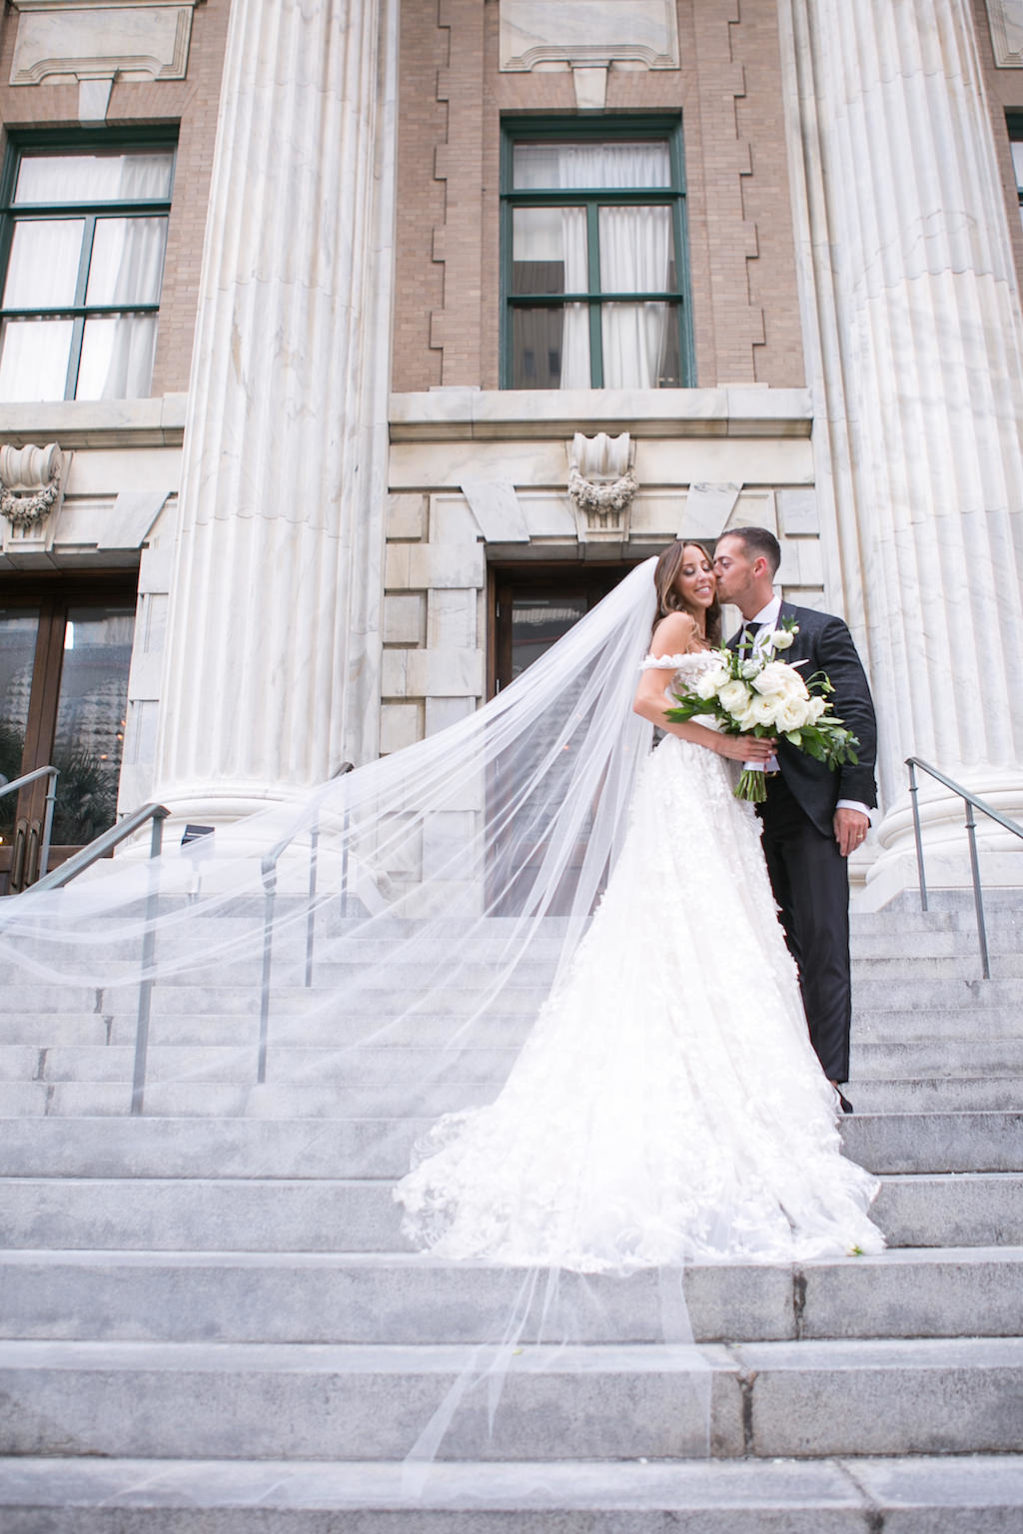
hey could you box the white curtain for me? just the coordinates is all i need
[512,143,674,388]
[0,151,171,402]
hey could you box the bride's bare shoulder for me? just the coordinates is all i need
[649,610,699,655]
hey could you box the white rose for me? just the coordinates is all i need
[775,696,812,732]
[753,662,804,700]
[695,663,730,700]
[718,679,752,716]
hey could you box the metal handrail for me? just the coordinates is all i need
[256,762,355,1084]
[30,801,170,892]
[0,765,59,885]
[28,803,170,1114]
[906,757,1023,980]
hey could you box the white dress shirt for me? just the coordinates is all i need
[744,594,870,823]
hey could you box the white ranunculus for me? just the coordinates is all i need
[808,695,828,722]
[739,658,761,680]
[768,628,795,651]
[718,679,752,716]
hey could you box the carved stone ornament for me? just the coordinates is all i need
[567,431,638,540]
[0,443,66,530]
[986,0,1023,66]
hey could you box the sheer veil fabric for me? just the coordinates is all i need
[0,555,882,1462]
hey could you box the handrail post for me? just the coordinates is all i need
[38,768,58,880]
[305,821,318,987]
[131,806,170,1115]
[907,759,928,912]
[257,860,276,1084]
[963,797,991,981]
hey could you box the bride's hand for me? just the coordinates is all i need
[714,734,776,763]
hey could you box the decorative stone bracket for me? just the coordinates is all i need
[0,442,67,532]
[567,431,638,541]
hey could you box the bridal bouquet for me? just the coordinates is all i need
[664,623,860,802]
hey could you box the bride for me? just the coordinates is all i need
[394,543,885,1272]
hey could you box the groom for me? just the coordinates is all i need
[713,528,878,1108]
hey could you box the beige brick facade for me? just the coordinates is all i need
[393,0,806,393]
[0,0,231,397]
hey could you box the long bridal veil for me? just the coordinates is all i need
[0,555,714,1465]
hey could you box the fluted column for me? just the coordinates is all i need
[153,0,398,821]
[781,0,1023,899]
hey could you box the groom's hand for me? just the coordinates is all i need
[834,807,869,858]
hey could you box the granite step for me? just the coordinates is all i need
[0,1335,1019,1461]
[1,1454,1021,1534]
[0,1246,1018,1345]
[0,1111,1015,1180]
[0,1172,1018,1251]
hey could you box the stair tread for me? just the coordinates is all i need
[1,1453,1020,1518]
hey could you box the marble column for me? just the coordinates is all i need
[152,0,398,821]
[780,0,1023,901]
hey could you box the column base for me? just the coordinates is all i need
[855,772,1023,911]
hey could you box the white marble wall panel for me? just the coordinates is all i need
[10,2,198,86]
[385,542,486,591]
[383,594,426,646]
[385,494,427,541]
[428,589,478,650]
[389,437,815,491]
[499,0,679,71]
[379,703,422,754]
[519,494,577,538]
[776,487,820,537]
[426,697,477,737]
[680,483,741,540]
[461,481,530,542]
[985,0,1023,64]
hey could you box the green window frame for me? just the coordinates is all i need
[0,129,177,402]
[500,116,694,390]
[1009,114,1023,231]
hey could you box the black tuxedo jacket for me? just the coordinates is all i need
[730,602,878,839]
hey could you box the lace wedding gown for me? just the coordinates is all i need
[395,652,885,1272]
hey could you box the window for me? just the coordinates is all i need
[0,137,175,403]
[501,119,692,390]
[1010,116,1023,231]
[0,579,136,891]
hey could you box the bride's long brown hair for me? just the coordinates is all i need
[651,540,722,645]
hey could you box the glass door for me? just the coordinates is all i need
[488,563,637,913]
[0,580,136,892]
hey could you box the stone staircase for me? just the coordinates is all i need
[0,889,1021,1529]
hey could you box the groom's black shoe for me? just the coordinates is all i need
[836,1089,854,1115]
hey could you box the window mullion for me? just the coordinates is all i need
[587,201,602,389]
[75,214,96,307]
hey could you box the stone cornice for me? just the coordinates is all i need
[0,395,187,450]
[388,388,814,442]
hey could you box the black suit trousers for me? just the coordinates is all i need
[757,773,851,1083]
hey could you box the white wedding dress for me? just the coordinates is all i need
[394,652,885,1273]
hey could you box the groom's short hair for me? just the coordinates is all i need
[724,526,781,576]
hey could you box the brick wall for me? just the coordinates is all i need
[0,0,231,398]
[392,0,806,392]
